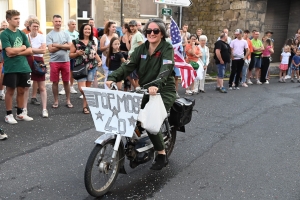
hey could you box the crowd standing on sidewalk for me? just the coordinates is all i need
[1,9,300,141]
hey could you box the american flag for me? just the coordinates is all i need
[170,17,196,88]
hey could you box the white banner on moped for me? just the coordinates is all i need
[82,87,144,137]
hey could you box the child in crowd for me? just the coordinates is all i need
[291,49,300,83]
[261,38,274,84]
[106,37,126,89]
[279,45,291,82]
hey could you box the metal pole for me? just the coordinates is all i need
[121,0,124,26]
[163,4,167,22]
[179,6,182,28]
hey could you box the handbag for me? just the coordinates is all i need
[196,59,204,80]
[137,95,167,134]
[33,59,47,75]
[168,97,195,127]
[72,63,88,80]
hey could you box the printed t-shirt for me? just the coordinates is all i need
[109,52,124,71]
[65,30,79,41]
[0,28,31,73]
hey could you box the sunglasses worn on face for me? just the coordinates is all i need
[146,28,160,34]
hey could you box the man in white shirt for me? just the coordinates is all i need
[228,29,249,90]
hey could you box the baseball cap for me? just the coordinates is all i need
[128,20,137,26]
[265,30,273,34]
[234,29,243,34]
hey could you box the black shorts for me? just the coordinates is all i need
[3,73,31,88]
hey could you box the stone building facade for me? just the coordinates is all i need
[181,0,300,63]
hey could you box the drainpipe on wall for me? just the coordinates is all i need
[179,6,182,28]
[121,0,123,26]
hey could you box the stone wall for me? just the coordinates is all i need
[182,0,268,71]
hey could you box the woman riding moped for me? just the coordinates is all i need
[106,18,176,170]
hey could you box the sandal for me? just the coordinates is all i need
[83,107,90,114]
[52,103,59,108]
[65,103,73,108]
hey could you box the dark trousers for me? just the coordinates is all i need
[229,59,244,87]
[260,57,270,83]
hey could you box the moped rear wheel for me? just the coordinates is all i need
[84,140,120,197]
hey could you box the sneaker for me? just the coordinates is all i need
[256,80,262,85]
[265,80,269,84]
[5,114,18,124]
[232,87,236,90]
[42,109,49,118]
[229,87,233,90]
[236,87,240,90]
[247,79,253,85]
[79,95,83,99]
[185,90,193,95]
[285,75,291,79]
[192,89,199,94]
[59,88,65,95]
[291,79,295,83]
[279,78,284,83]
[70,86,77,94]
[0,93,5,101]
[242,83,248,87]
[219,87,227,93]
[0,128,7,140]
[16,111,33,121]
[30,98,41,105]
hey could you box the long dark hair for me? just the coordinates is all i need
[106,37,119,68]
[79,24,94,41]
[123,23,131,34]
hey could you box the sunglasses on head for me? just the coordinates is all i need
[146,28,160,35]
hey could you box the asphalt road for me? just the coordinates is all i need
[1,78,300,200]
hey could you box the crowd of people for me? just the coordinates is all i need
[1,9,300,142]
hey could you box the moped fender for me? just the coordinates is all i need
[94,133,116,145]
[94,133,127,174]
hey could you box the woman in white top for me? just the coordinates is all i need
[197,35,210,93]
[24,19,48,118]
[99,21,118,89]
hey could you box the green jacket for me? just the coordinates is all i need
[107,39,176,110]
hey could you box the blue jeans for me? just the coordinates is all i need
[217,63,226,78]
[241,62,249,83]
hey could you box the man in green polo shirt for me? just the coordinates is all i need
[0,10,33,124]
[247,31,264,85]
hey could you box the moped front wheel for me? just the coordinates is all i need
[84,140,120,197]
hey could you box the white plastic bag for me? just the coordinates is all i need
[137,95,167,135]
[196,60,204,80]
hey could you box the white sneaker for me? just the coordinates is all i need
[256,80,262,85]
[247,79,253,85]
[59,88,65,95]
[285,75,291,79]
[70,86,77,94]
[265,80,269,84]
[242,83,248,87]
[79,95,83,99]
[16,111,33,121]
[0,128,7,140]
[185,90,193,95]
[5,114,18,124]
[42,109,49,118]
[0,93,5,101]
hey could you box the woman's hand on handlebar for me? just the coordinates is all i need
[148,86,159,95]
